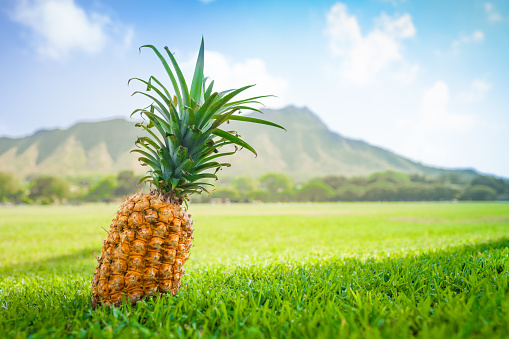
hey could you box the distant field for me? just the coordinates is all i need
[1,202,509,337]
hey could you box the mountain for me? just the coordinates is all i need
[0,106,478,180]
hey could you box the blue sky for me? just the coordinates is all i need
[1,0,508,177]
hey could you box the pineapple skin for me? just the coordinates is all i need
[91,191,193,308]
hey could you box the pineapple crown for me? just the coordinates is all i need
[129,38,285,201]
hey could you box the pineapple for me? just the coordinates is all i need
[91,38,285,308]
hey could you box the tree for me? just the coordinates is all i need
[363,186,397,201]
[246,190,271,202]
[321,175,348,190]
[460,185,497,201]
[437,173,464,185]
[0,172,22,202]
[209,188,240,201]
[430,185,459,201]
[334,185,365,201]
[471,175,508,195]
[397,185,428,201]
[114,170,140,197]
[349,176,369,186]
[297,182,334,202]
[409,174,429,183]
[259,173,294,195]
[86,176,116,202]
[368,171,410,186]
[29,176,70,204]
[232,176,257,196]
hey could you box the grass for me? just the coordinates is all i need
[0,202,508,338]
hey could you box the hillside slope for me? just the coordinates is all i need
[0,106,478,180]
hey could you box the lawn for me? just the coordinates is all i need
[1,202,508,338]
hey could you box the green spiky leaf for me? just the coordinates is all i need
[131,39,285,199]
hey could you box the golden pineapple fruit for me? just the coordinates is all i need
[91,192,193,308]
[90,38,283,307]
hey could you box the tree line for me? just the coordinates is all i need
[1,170,508,205]
[201,171,509,202]
[201,171,509,203]
[0,171,142,204]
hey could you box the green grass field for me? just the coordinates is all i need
[1,202,509,338]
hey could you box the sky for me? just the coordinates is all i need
[0,0,508,177]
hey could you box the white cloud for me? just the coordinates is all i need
[393,63,419,84]
[199,0,216,3]
[10,0,133,60]
[485,2,502,22]
[420,81,475,131]
[472,31,484,41]
[325,3,417,86]
[181,50,289,108]
[452,30,484,50]
[380,0,408,5]
[458,79,492,103]
[398,81,475,162]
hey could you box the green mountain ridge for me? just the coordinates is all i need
[0,106,478,180]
